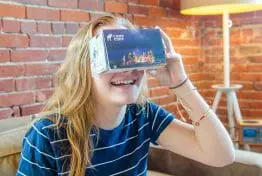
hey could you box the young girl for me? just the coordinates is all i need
[17,15,234,176]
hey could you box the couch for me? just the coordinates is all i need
[0,116,262,176]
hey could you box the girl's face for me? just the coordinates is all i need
[92,24,145,106]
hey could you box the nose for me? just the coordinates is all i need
[121,69,144,75]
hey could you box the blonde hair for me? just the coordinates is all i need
[36,15,147,176]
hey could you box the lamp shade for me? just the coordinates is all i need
[181,0,262,15]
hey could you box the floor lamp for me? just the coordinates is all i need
[180,0,262,150]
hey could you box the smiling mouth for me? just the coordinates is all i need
[110,79,136,86]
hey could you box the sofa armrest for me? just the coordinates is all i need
[148,147,262,176]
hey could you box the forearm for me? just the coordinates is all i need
[172,79,235,166]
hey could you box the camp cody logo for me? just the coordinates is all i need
[106,33,124,41]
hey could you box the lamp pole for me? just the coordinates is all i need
[223,12,230,87]
[212,12,250,150]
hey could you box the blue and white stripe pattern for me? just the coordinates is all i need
[16,102,175,176]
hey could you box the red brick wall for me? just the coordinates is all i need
[200,12,262,126]
[0,0,203,120]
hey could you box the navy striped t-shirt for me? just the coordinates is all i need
[16,102,175,176]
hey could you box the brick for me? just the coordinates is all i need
[15,78,36,91]
[177,48,201,56]
[48,0,78,8]
[147,77,160,88]
[172,39,200,47]
[149,87,169,97]
[62,36,72,47]
[0,65,24,77]
[21,103,44,116]
[165,28,190,38]
[11,49,48,62]
[0,108,14,119]
[237,73,262,81]
[254,82,262,91]
[247,64,262,72]
[247,56,262,63]
[165,103,176,114]
[1,0,47,5]
[25,63,59,76]
[189,73,204,81]
[128,0,138,3]
[0,4,25,18]
[242,109,262,118]
[133,16,157,27]
[61,9,90,22]
[159,0,173,8]
[158,95,175,105]
[47,49,66,61]
[21,21,37,34]
[167,18,188,28]
[0,79,15,92]
[172,0,180,10]
[36,77,53,89]
[2,19,21,33]
[0,19,2,31]
[65,23,79,34]
[79,0,104,11]
[90,13,107,20]
[0,92,35,108]
[0,107,20,119]
[0,34,29,48]
[52,23,65,34]
[251,36,262,43]
[140,0,158,6]
[128,5,148,15]
[148,7,167,17]
[239,46,262,55]
[182,57,199,65]
[27,7,60,21]
[242,28,253,37]
[105,1,128,13]
[232,11,255,19]
[0,50,10,62]
[36,89,53,102]
[37,22,52,34]
[30,36,62,47]
[231,64,248,72]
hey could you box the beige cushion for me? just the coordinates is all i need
[0,126,28,158]
[0,116,31,176]
[147,170,173,176]
[0,116,31,133]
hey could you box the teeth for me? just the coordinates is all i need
[112,80,135,86]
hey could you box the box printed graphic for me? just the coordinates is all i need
[89,29,166,75]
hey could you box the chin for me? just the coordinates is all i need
[113,96,138,105]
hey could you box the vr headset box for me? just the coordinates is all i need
[89,28,166,75]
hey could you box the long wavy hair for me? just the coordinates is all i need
[36,15,148,176]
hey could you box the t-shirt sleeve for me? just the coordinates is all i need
[16,119,57,176]
[147,101,175,145]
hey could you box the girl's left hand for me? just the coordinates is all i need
[147,26,187,88]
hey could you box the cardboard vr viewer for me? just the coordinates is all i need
[89,28,166,75]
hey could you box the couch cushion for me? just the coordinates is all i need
[0,125,28,158]
[148,147,262,176]
[0,153,21,176]
[147,170,173,176]
[0,116,31,133]
[0,118,30,176]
